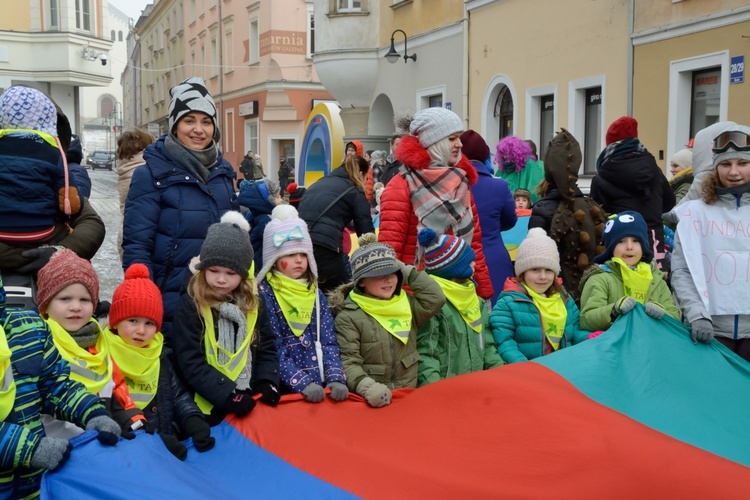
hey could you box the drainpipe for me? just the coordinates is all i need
[462,10,469,129]
[627,0,634,116]
[218,0,224,146]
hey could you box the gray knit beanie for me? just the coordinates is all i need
[168,77,219,141]
[197,211,253,278]
[712,125,750,170]
[350,233,401,284]
[514,228,561,277]
[409,108,464,149]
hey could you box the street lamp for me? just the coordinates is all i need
[384,29,416,64]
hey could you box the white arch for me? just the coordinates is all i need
[368,93,395,136]
[480,74,518,146]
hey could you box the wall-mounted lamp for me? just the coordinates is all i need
[384,29,416,64]
[82,44,108,66]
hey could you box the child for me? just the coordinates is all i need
[513,188,532,214]
[237,178,282,270]
[0,271,120,498]
[416,229,504,386]
[106,263,215,460]
[579,211,679,332]
[172,212,280,426]
[257,205,348,403]
[329,233,445,408]
[490,228,589,362]
[36,249,148,437]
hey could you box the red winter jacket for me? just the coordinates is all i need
[378,135,493,300]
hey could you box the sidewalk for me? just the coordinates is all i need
[88,171,123,301]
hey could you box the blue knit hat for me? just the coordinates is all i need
[594,211,653,264]
[418,228,475,280]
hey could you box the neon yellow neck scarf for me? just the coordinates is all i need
[105,327,162,410]
[612,258,652,304]
[349,290,412,344]
[267,271,316,337]
[0,326,16,421]
[432,276,483,333]
[46,318,111,394]
[524,285,567,351]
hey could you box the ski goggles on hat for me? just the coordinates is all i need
[712,131,750,154]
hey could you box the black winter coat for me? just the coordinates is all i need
[529,187,588,232]
[297,165,374,252]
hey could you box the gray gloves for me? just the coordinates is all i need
[30,437,72,471]
[690,318,714,344]
[356,377,391,408]
[644,302,665,320]
[302,383,326,403]
[85,415,122,445]
[328,381,349,402]
[613,296,637,316]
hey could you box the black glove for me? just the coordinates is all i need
[160,433,188,461]
[183,415,215,452]
[94,300,111,320]
[256,380,280,407]
[223,389,256,416]
[16,247,60,274]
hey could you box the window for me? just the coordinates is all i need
[244,119,258,156]
[224,30,233,71]
[583,87,602,175]
[190,0,196,22]
[539,95,554,159]
[690,68,721,138]
[307,5,315,58]
[49,0,58,29]
[76,0,92,31]
[100,96,114,118]
[118,31,123,42]
[190,51,196,73]
[428,95,443,108]
[200,44,206,79]
[495,86,514,141]
[417,85,446,111]
[111,30,116,41]
[337,0,361,12]
[210,38,218,76]
[225,109,235,153]
[249,17,259,64]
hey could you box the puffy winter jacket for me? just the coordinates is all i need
[379,135,494,300]
[237,179,276,270]
[122,137,238,338]
[490,278,589,363]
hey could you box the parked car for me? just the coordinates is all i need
[87,150,114,171]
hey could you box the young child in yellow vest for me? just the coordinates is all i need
[0,271,120,499]
[105,263,215,460]
[415,228,504,385]
[36,249,148,438]
[172,212,280,426]
[490,228,590,362]
[329,233,445,408]
[257,205,348,403]
[579,211,679,332]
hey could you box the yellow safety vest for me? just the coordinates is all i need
[105,327,162,410]
[47,318,112,395]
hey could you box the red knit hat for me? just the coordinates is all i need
[109,264,164,332]
[460,130,490,162]
[36,249,99,314]
[605,116,638,146]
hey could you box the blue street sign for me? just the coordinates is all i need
[730,55,744,84]
[445,102,452,110]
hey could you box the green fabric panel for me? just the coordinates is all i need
[535,304,750,467]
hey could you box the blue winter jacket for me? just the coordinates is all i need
[237,180,275,271]
[469,161,517,305]
[258,280,346,393]
[490,278,590,363]
[122,137,238,338]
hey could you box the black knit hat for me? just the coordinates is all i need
[197,211,253,277]
[168,77,219,142]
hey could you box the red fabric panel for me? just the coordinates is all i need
[230,363,750,498]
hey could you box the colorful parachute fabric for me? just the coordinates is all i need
[43,306,750,498]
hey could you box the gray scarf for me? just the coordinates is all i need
[70,321,100,349]
[165,133,217,183]
[216,302,252,391]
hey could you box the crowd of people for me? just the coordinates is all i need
[0,76,748,497]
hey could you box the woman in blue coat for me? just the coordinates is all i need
[122,77,238,340]
[461,130,517,305]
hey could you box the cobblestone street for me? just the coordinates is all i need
[88,168,123,301]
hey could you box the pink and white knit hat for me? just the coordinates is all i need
[257,205,317,281]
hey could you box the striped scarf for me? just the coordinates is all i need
[595,137,647,171]
[403,163,473,262]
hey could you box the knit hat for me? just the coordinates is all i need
[350,233,402,284]
[409,108,464,149]
[197,211,253,278]
[418,228,476,280]
[167,77,219,141]
[514,228,561,277]
[109,264,163,332]
[257,205,317,281]
[0,86,57,136]
[593,211,653,264]
[712,126,750,170]
[36,249,99,313]
[286,182,306,208]
[605,116,638,146]
[459,130,490,162]
[670,148,693,169]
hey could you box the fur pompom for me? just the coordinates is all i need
[394,112,414,135]
[220,211,250,232]
[271,204,299,221]
[358,232,378,246]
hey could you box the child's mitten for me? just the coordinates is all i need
[183,416,215,452]
[223,389,256,416]
[30,437,72,471]
[160,433,188,461]
[356,377,391,408]
[302,383,326,403]
[611,296,637,319]
[328,381,349,402]
[644,302,666,320]
[86,415,122,445]
[257,381,280,407]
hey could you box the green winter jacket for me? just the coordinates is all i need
[490,278,589,363]
[417,296,504,386]
[333,266,445,391]
[579,260,679,331]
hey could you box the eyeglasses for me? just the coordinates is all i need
[712,131,750,154]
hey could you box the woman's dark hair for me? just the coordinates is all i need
[117,128,155,160]
[344,155,369,191]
